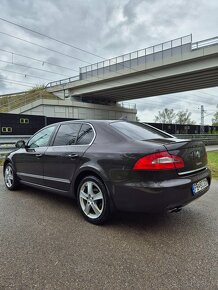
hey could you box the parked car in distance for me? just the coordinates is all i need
[3,120,211,224]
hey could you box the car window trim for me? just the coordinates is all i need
[51,122,82,147]
[76,123,96,146]
[142,123,175,138]
[50,122,96,147]
[47,124,60,146]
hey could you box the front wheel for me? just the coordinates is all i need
[4,163,19,190]
[77,176,111,225]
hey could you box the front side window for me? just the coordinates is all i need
[28,126,56,148]
[76,124,95,145]
[53,123,81,146]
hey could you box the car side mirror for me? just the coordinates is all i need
[15,140,26,148]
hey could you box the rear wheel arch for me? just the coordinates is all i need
[76,174,111,224]
[73,169,108,199]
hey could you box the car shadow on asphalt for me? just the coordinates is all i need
[18,185,208,233]
[18,184,78,209]
[109,207,210,235]
[109,211,177,230]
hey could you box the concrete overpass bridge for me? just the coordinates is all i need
[46,34,218,104]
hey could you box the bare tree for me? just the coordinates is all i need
[175,109,196,124]
[154,108,176,123]
[212,105,218,125]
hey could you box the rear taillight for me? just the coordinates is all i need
[133,151,184,170]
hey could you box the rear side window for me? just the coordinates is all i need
[53,123,81,146]
[110,122,168,140]
[76,124,94,145]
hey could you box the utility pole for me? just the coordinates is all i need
[200,105,206,134]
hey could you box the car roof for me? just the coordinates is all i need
[50,119,126,126]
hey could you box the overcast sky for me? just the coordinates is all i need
[0,0,217,124]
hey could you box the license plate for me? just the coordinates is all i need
[192,178,208,195]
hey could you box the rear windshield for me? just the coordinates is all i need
[110,121,169,140]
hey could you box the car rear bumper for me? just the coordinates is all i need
[109,168,211,213]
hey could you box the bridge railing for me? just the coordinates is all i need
[46,35,192,87]
[45,34,218,88]
[80,35,192,77]
[0,91,60,113]
[192,36,218,50]
[46,75,80,88]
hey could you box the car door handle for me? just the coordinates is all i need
[35,154,43,158]
[67,153,79,159]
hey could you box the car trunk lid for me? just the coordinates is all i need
[145,138,207,174]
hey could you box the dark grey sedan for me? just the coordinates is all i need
[3,120,211,224]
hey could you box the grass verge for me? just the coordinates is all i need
[208,151,218,180]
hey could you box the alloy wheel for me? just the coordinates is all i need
[79,181,104,219]
[5,165,14,188]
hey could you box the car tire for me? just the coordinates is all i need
[4,163,19,190]
[77,175,111,225]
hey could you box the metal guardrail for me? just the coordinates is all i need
[0,91,26,98]
[0,94,38,113]
[0,91,59,113]
[175,134,218,145]
[0,135,30,159]
[0,134,217,161]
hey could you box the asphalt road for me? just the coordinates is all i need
[0,167,217,290]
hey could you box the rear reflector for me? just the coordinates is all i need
[133,151,184,170]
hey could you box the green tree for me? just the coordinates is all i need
[212,105,218,125]
[175,109,196,125]
[154,108,176,123]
